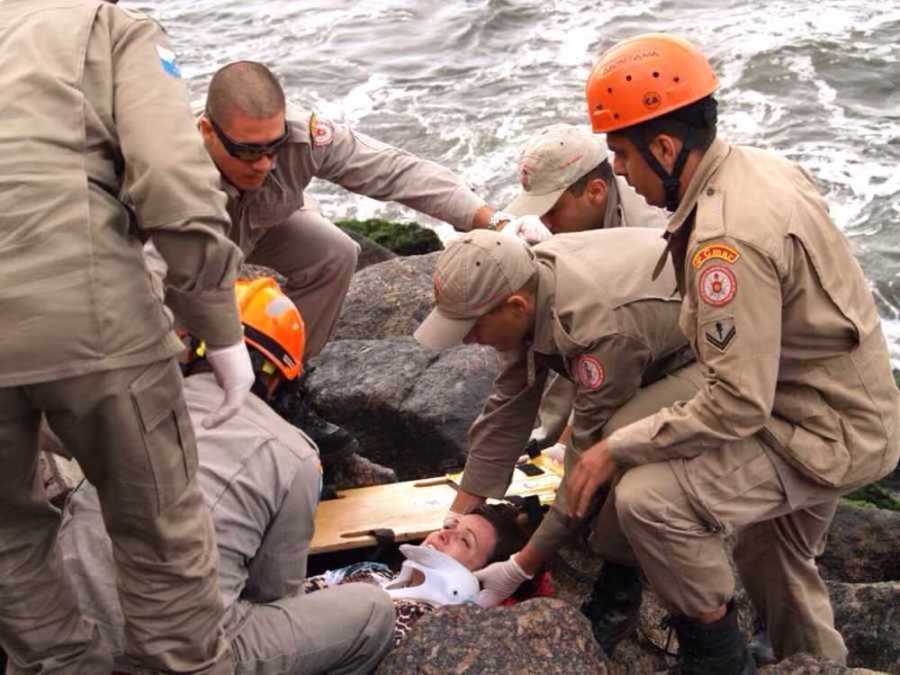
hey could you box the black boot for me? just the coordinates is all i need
[670,601,757,675]
[580,562,643,655]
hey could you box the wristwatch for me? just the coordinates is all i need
[488,210,514,231]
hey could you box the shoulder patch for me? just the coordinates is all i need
[698,265,737,307]
[692,243,740,268]
[309,113,334,147]
[575,355,605,391]
[704,317,736,352]
[155,44,181,79]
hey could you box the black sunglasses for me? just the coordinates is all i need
[206,113,289,162]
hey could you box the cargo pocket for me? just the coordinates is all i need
[129,359,198,516]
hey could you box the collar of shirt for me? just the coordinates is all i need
[601,172,622,229]
[666,138,730,235]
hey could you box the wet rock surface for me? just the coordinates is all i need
[338,225,398,271]
[307,337,498,480]
[333,252,439,341]
[818,502,900,583]
[376,598,607,675]
[828,580,900,673]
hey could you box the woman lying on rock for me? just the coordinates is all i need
[305,503,543,647]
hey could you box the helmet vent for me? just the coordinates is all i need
[625,74,632,81]
[652,71,660,78]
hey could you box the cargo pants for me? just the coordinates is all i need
[246,199,360,359]
[0,359,232,674]
[578,363,848,663]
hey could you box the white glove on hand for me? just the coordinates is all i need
[501,215,553,245]
[474,553,533,607]
[544,441,566,464]
[203,340,255,429]
[443,510,465,529]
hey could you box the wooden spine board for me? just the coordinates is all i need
[310,455,564,555]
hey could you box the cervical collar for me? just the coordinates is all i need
[382,544,480,607]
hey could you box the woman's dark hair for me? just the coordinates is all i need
[472,502,529,565]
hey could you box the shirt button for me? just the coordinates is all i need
[706,187,715,196]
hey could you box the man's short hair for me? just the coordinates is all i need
[623,95,718,152]
[206,61,286,126]
[567,159,614,197]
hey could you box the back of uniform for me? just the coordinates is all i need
[0,1,242,672]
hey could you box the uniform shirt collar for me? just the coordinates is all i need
[666,138,730,234]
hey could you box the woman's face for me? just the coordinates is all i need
[423,514,497,570]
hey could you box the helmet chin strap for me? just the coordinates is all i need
[630,133,696,212]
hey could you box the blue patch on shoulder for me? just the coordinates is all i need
[161,58,182,78]
[155,44,182,79]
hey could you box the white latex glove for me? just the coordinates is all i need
[203,340,255,429]
[474,553,533,608]
[443,510,465,529]
[500,215,553,245]
[544,441,566,464]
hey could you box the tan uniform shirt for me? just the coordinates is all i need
[608,139,900,489]
[0,1,242,386]
[458,228,689,551]
[60,373,322,655]
[223,108,487,254]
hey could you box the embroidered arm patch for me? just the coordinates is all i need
[704,317,736,352]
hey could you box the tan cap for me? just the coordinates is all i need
[414,230,537,351]
[506,124,609,217]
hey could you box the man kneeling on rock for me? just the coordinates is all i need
[60,278,395,674]
[414,228,702,654]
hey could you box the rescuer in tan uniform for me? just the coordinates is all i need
[59,279,396,674]
[146,59,498,455]
[413,228,699,619]
[487,123,667,462]
[565,34,900,673]
[0,1,254,672]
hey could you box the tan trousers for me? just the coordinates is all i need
[0,359,232,674]
[247,200,360,359]
[231,585,395,675]
[583,364,848,663]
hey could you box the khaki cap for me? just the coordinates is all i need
[414,230,537,351]
[506,124,609,217]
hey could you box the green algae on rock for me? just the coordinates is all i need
[337,218,442,256]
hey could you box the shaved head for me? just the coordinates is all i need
[206,61,286,126]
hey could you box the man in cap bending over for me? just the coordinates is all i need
[490,124,667,466]
[414,229,701,656]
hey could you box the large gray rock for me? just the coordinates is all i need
[307,337,498,480]
[760,653,882,674]
[340,226,398,271]
[828,580,899,672]
[333,252,439,341]
[818,503,900,583]
[376,598,607,674]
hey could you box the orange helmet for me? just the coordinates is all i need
[586,33,719,133]
[235,277,305,380]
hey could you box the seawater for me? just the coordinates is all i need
[135,0,900,362]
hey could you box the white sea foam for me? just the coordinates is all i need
[141,0,900,363]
